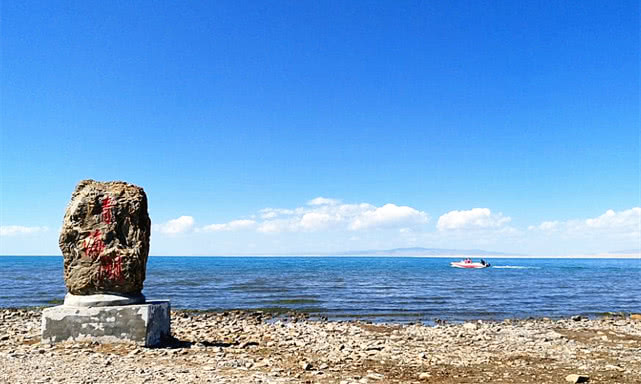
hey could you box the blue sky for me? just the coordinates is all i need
[1,1,639,255]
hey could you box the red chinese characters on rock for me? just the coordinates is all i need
[81,197,124,283]
[101,197,113,224]
[98,253,124,282]
[83,229,105,259]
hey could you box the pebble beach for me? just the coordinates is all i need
[2,308,641,384]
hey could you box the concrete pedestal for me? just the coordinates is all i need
[63,293,146,307]
[41,301,170,347]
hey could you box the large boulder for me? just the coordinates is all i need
[59,180,151,295]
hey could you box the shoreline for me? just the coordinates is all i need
[5,304,639,325]
[2,308,640,383]
[2,254,640,258]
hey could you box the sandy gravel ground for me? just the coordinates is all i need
[1,308,640,383]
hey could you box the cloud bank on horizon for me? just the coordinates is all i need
[140,198,638,256]
[527,207,641,239]
[0,225,49,237]
[2,198,639,256]
[251,199,429,233]
[436,208,511,231]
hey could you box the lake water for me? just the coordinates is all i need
[1,256,639,323]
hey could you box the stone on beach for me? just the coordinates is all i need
[8,309,641,383]
[462,322,478,330]
[42,180,168,347]
[565,373,590,383]
[59,179,151,296]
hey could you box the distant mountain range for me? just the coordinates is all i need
[336,247,517,256]
[609,249,641,255]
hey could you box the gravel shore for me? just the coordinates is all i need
[1,308,640,383]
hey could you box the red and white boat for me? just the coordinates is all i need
[450,259,490,269]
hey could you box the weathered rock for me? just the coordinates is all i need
[59,180,151,295]
[565,374,590,383]
[463,322,478,330]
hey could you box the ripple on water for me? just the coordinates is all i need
[2,256,640,322]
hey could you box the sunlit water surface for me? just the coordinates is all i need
[1,256,639,322]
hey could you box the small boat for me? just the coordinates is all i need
[450,259,491,269]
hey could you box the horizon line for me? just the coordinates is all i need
[1,253,639,259]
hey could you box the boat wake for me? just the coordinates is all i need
[492,266,540,269]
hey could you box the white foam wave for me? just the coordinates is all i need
[492,266,540,269]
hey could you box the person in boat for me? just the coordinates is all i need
[465,258,471,263]
[480,259,486,265]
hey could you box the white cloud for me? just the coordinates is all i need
[349,204,429,230]
[299,212,336,230]
[257,217,306,233]
[584,208,640,229]
[528,221,560,231]
[0,225,49,236]
[260,211,279,219]
[307,197,340,206]
[256,201,429,233]
[201,219,256,232]
[257,220,286,233]
[529,207,640,238]
[437,208,511,231]
[154,216,194,234]
[259,208,302,219]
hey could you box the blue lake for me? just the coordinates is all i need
[1,256,639,322]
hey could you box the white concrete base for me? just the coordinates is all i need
[64,293,145,307]
[41,301,170,347]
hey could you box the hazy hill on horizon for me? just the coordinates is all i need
[337,247,517,256]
